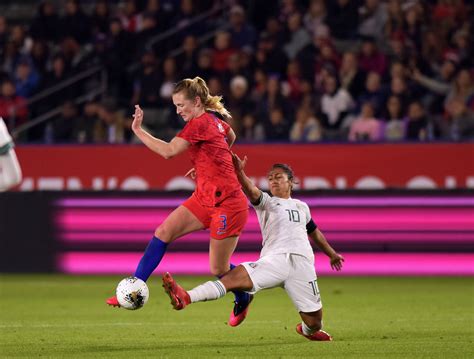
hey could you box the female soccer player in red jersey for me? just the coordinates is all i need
[107,77,252,326]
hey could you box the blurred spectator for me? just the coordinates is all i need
[131,51,161,107]
[105,18,135,100]
[443,98,474,140]
[29,1,60,42]
[14,60,40,98]
[358,0,388,45]
[158,56,179,107]
[382,95,406,141]
[356,71,385,116]
[283,60,304,105]
[387,75,412,111]
[384,0,404,42]
[119,0,143,33]
[227,75,254,124]
[10,25,33,55]
[172,0,204,39]
[228,5,256,50]
[0,16,8,51]
[278,0,302,24]
[60,0,91,44]
[30,41,49,78]
[411,59,456,113]
[349,101,382,142]
[255,33,288,76]
[320,73,354,139]
[145,0,169,34]
[256,75,291,123]
[59,36,92,73]
[250,68,268,103]
[50,101,80,143]
[0,79,28,128]
[74,100,99,143]
[421,29,446,72]
[265,107,290,141]
[358,37,387,76]
[91,0,111,36]
[283,12,311,60]
[211,31,236,74]
[290,107,322,142]
[326,0,359,42]
[303,0,327,37]
[339,51,366,99]
[403,5,423,53]
[450,29,472,68]
[176,35,199,78]
[314,38,341,84]
[195,48,216,81]
[405,100,429,141]
[2,41,21,75]
[134,12,160,59]
[239,113,265,142]
[94,102,125,143]
[40,55,69,95]
[444,68,474,113]
[263,16,285,45]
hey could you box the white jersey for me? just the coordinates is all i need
[253,192,314,260]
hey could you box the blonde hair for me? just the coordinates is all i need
[173,76,231,119]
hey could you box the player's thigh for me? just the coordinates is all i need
[284,255,322,313]
[155,205,204,243]
[208,235,239,276]
[241,254,290,293]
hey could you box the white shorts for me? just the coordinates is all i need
[241,253,322,313]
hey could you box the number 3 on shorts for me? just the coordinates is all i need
[217,215,227,235]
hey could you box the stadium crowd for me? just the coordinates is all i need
[0,0,473,143]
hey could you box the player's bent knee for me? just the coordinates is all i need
[209,265,228,277]
[154,226,173,243]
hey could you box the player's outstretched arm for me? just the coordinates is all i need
[309,228,344,271]
[231,152,261,204]
[132,105,189,159]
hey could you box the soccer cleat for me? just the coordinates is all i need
[296,323,333,341]
[162,272,191,310]
[106,296,120,307]
[228,294,253,327]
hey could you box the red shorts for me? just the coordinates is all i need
[183,193,249,240]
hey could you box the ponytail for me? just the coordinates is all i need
[173,76,232,119]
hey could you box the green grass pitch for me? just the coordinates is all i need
[0,275,472,358]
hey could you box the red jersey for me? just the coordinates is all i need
[177,112,243,207]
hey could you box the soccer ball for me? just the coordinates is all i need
[116,276,149,310]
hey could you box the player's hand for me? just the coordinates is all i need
[185,167,196,179]
[231,152,247,172]
[132,105,144,133]
[330,253,344,271]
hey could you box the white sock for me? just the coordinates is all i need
[188,280,227,303]
[0,118,12,147]
[0,150,22,191]
[302,321,317,336]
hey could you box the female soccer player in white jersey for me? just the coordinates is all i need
[0,117,22,191]
[163,153,344,341]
